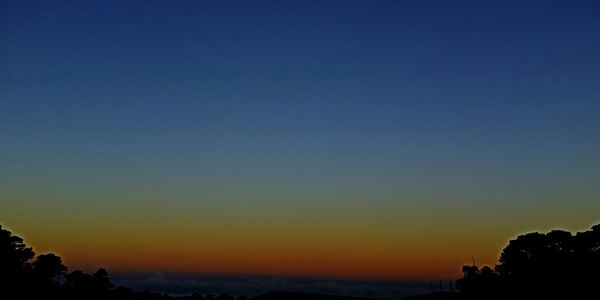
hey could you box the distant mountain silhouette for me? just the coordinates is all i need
[1,224,599,299]
[403,292,461,300]
[252,290,383,300]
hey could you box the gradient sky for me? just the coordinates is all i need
[1,0,600,281]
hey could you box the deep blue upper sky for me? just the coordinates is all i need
[3,2,599,133]
[1,0,600,277]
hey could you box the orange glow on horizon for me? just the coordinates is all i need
[29,233,496,281]
[5,210,588,282]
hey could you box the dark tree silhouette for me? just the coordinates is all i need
[0,225,34,274]
[93,268,113,291]
[456,225,600,299]
[33,253,68,279]
[455,265,499,297]
[0,224,36,296]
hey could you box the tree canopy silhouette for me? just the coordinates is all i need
[0,225,252,299]
[456,225,600,299]
[0,225,129,299]
[0,225,34,275]
[33,253,67,279]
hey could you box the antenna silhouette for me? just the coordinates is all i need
[471,253,477,266]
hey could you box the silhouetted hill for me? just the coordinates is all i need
[403,292,461,300]
[252,290,384,300]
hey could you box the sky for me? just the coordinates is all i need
[1,0,600,282]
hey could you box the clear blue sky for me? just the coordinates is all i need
[1,0,599,279]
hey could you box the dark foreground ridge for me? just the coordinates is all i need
[253,290,383,300]
[1,224,599,300]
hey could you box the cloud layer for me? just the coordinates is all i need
[112,272,431,299]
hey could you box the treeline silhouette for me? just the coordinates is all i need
[2,224,599,300]
[0,224,240,300]
[451,224,600,299]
